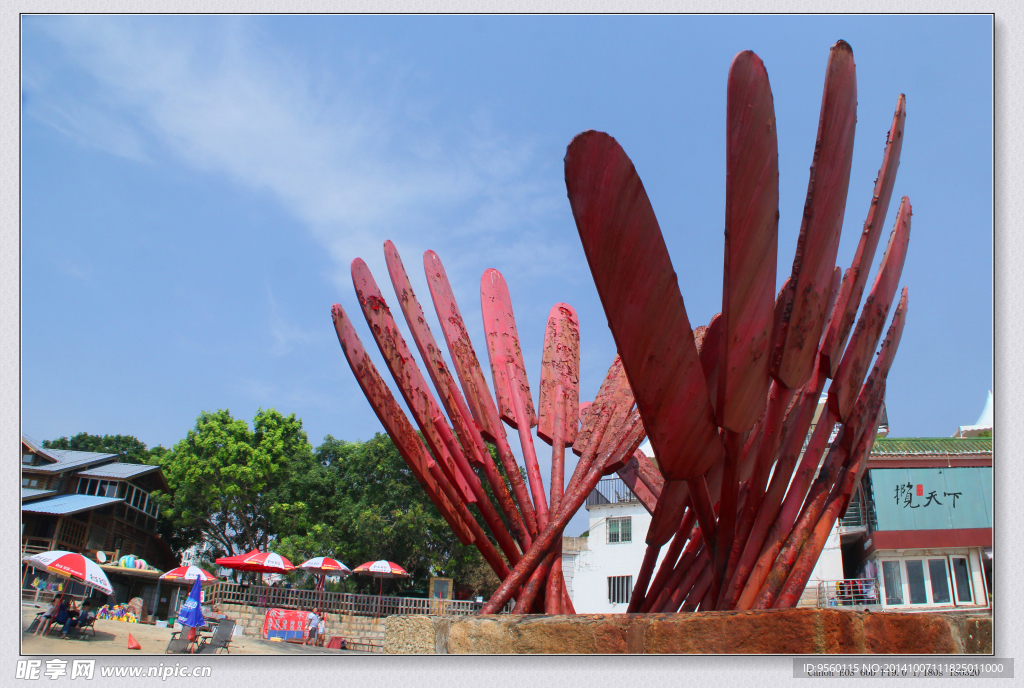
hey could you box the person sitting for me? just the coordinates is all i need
[305,608,320,646]
[35,597,62,636]
[60,600,92,639]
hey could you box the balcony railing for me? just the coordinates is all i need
[816,578,881,608]
[586,477,639,507]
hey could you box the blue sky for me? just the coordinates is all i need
[22,15,992,536]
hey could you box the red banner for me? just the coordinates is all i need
[261,608,309,641]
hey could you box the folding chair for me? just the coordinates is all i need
[165,625,199,654]
[196,619,235,654]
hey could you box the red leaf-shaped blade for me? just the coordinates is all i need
[424,250,540,537]
[571,401,593,457]
[828,197,911,421]
[701,313,723,415]
[772,40,858,389]
[384,242,478,463]
[538,303,581,445]
[384,240,531,549]
[836,287,908,456]
[350,259,477,505]
[617,453,660,514]
[481,268,537,429]
[718,50,779,432]
[821,95,907,377]
[330,304,475,545]
[565,130,724,480]
[423,250,503,443]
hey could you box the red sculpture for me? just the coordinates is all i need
[332,40,910,614]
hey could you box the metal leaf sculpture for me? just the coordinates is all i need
[331,40,911,616]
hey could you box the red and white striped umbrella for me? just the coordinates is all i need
[22,550,113,596]
[215,549,295,574]
[352,560,410,579]
[160,565,218,584]
[299,557,352,577]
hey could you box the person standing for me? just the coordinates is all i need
[305,608,320,646]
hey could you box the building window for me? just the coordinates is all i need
[880,557,958,608]
[951,557,973,603]
[608,575,632,604]
[928,559,952,603]
[882,560,903,605]
[607,517,632,544]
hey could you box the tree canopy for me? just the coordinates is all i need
[47,415,506,598]
[272,432,501,598]
[43,432,168,464]
[153,408,315,562]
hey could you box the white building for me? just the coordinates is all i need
[563,475,669,613]
[564,392,866,612]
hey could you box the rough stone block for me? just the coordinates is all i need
[383,610,992,654]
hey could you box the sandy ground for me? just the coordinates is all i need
[21,604,374,656]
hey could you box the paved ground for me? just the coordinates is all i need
[21,604,374,656]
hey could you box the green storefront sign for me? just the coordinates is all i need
[868,467,992,531]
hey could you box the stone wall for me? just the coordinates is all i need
[214,603,385,645]
[384,609,993,654]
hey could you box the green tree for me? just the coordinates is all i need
[153,408,315,563]
[43,432,168,464]
[273,433,504,598]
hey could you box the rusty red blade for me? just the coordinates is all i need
[481,268,550,526]
[828,197,911,421]
[835,287,908,456]
[330,303,475,545]
[538,303,581,446]
[423,249,540,537]
[423,250,503,443]
[384,241,484,464]
[718,49,778,432]
[481,268,538,430]
[821,94,907,377]
[565,130,723,480]
[644,313,722,547]
[618,451,661,514]
[701,313,723,415]
[771,40,858,390]
[571,402,593,457]
[566,356,631,488]
[646,480,690,546]
[351,258,477,506]
[383,240,529,546]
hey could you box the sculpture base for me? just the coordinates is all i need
[384,608,992,654]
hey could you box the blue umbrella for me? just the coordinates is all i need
[176,577,205,630]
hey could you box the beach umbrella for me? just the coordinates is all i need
[299,557,351,576]
[175,577,205,650]
[215,549,295,574]
[22,550,113,597]
[160,565,218,584]
[352,560,410,616]
[300,557,352,611]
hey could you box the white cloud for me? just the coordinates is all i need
[23,16,568,290]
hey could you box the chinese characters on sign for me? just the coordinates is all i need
[894,483,962,509]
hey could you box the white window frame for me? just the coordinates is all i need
[878,556,956,609]
[948,555,977,606]
[606,516,632,544]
